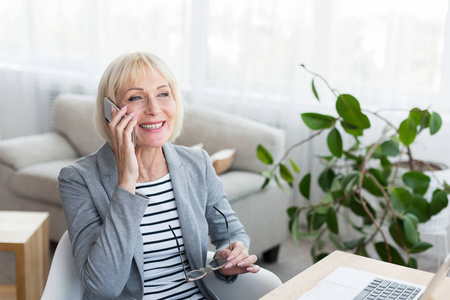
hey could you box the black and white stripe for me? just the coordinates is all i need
[137,174,205,300]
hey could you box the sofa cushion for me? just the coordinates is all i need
[10,159,77,206]
[210,148,236,175]
[53,94,104,156]
[0,133,77,170]
[219,171,265,202]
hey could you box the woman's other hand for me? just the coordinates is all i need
[108,105,138,193]
[215,241,260,276]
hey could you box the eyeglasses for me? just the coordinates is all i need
[169,206,232,282]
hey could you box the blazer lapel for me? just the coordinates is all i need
[163,143,204,270]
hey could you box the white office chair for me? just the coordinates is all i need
[41,231,282,300]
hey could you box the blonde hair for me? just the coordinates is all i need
[94,52,184,145]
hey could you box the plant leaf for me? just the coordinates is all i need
[297,230,320,240]
[336,94,371,129]
[409,108,431,133]
[407,194,430,222]
[329,233,344,250]
[389,218,413,249]
[280,163,294,183]
[311,78,320,101]
[342,172,360,194]
[289,159,300,173]
[299,173,311,200]
[403,214,419,245]
[326,207,339,234]
[344,237,365,250]
[301,113,335,130]
[274,175,290,194]
[316,193,333,215]
[409,241,433,253]
[287,206,298,218]
[307,209,327,231]
[349,195,377,218]
[380,139,400,157]
[408,257,418,269]
[375,242,406,266]
[318,168,336,192]
[362,169,385,197]
[327,128,343,158]
[341,120,364,136]
[402,171,430,196]
[256,144,273,164]
[261,177,270,189]
[409,108,422,126]
[314,252,329,263]
[398,117,417,146]
[261,170,273,179]
[390,187,413,214]
[420,110,432,131]
[289,208,301,244]
[430,189,448,216]
[430,112,442,135]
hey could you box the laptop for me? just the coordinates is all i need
[298,253,450,300]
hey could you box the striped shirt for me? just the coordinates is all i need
[137,174,205,300]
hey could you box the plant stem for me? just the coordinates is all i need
[364,110,398,133]
[365,205,389,248]
[357,135,392,262]
[300,64,340,98]
[406,146,414,170]
[297,190,356,212]
[271,128,326,172]
[365,109,415,170]
[366,172,408,253]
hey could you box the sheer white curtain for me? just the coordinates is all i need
[0,0,191,138]
[1,0,449,186]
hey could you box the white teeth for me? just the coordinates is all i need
[140,122,164,129]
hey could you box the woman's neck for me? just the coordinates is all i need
[135,146,169,183]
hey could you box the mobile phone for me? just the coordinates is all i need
[103,97,136,147]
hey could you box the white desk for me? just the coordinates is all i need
[261,250,450,300]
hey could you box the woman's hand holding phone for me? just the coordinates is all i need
[107,101,139,194]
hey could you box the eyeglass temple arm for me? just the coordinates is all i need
[213,206,232,251]
[169,225,190,280]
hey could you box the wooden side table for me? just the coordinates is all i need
[0,211,50,300]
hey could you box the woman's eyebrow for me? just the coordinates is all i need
[124,85,168,93]
[124,87,144,93]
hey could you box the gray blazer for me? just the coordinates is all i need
[58,142,250,300]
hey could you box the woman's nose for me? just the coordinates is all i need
[145,98,162,115]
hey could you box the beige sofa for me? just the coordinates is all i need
[0,93,289,261]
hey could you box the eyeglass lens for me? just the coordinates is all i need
[208,256,228,270]
[169,206,231,281]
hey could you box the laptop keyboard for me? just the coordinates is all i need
[353,278,422,300]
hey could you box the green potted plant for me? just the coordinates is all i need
[257,65,450,268]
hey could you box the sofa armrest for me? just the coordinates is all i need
[0,133,78,170]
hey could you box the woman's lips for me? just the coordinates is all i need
[139,121,165,130]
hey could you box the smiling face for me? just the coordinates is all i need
[116,67,177,149]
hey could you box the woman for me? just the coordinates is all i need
[58,52,260,300]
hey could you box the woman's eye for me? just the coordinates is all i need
[128,96,142,101]
[158,92,169,97]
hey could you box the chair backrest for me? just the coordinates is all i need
[41,231,85,300]
[41,231,282,299]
